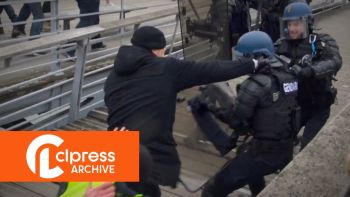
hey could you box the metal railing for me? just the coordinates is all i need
[0,0,176,46]
[0,0,347,131]
[0,5,180,130]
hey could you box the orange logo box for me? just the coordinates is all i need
[0,131,139,182]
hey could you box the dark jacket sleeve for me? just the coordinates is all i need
[169,57,255,91]
[223,75,270,129]
[311,33,342,79]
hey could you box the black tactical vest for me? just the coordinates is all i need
[251,68,299,140]
[276,35,335,107]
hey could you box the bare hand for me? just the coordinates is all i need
[113,127,129,131]
[84,182,115,197]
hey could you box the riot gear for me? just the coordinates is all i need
[249,0,311,42]
[275,2,342,150]
[249,69,299,140]
[234,31,283,68]
[235,31,275,58]
[280,2,313,40]
[189,31,299,196]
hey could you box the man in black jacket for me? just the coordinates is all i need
[104,26,262,196]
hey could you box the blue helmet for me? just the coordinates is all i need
[281,2,313,40]
[235,31,274,58]
[282,2,312,20]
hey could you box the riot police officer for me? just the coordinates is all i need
[275,2,342,150]
[199,31,300,197]
[250,0,311,42]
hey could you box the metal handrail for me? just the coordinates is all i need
[0,0,347,131]
[0,0,176,45]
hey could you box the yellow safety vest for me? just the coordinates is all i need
[60,182,104,197]
[60,182,144,197]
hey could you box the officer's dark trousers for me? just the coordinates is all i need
[202,143,292,197]
[300,107,330,150]
[126,144,161,197]
[127,182,161,197]
[76,0,103,49]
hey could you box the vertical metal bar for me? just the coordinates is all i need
[119,0,125,33]
[169,14,180,54]
[69,38,89,120]
[48,0,62,117]
[120,0,125,19]
[4,58,11,68]
[50,0,60,72]
[50,0,59,33]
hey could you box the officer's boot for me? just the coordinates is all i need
[201,178,226,197]
[201,179,216,197]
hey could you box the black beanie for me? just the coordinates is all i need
[131,26,166,50]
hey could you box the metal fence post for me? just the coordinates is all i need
[69,38,89,120]
[48,0,63,121]
[49,0,61,72]
[169,14,180,54]
[50,0,59,33]
[119,0,126,33]
[120,0,125,19]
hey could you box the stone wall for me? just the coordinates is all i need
[258,104,350,197]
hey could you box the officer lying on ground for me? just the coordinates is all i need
[104,26,268,197]
[189,31,301,197]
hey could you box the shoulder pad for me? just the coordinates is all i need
[274,38,283,46]
[316,33,339,49]
[248,74,272,89]
[239,74,272,97]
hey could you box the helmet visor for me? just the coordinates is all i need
[280,16,309,40]
[232,47,244,60]
[233,48,272,60]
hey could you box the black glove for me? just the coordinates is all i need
[214,107,233,124]
[187,96,207,112]
[290,64,314,78]
[300,66,314,78]
[300,54,313,67]
[290,64,303,76]
[233,121,250,136]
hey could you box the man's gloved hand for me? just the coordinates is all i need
[290,64,302,76]
[300,54,313,67]
[213,107,233,124]
[300,66,314,78]
[253,57,271,73]
[290,64,314,78]
[187,96,207,112]
[233,121,250,136]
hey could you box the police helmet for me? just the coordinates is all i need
[280,2,313,40]
[235,31,284,67]
[235,31,274,59]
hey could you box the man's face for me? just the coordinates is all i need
[152,48,165,57]
[287,20,306,39]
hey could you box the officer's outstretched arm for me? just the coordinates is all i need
[311,33,342,78]
[169,57,254,91]
[225,76,268,129]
